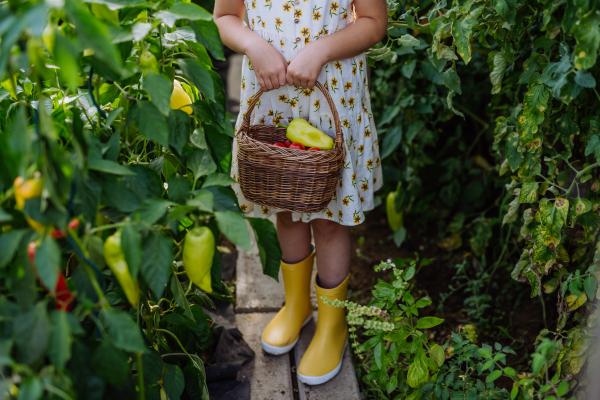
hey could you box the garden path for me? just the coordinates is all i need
[234,217,362,400]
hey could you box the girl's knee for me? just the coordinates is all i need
[311,218,347,235]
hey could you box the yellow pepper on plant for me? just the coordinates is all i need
[182,225,215,293]
[103,230,140,307]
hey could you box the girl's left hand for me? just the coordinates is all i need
[286,42,328,89]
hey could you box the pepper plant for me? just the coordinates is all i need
[0,0,281,398]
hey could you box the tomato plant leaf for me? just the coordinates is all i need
[539,198,569,246]
[451,16,476,64]
[486,369,502,382]
[491,0,516,24]
[442,66,462,95]
[585,134,600,161]
[519,181,539,203]
[584,276,597,301]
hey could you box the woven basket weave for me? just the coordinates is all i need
[236,82,346,213]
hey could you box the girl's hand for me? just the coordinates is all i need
[286,42,327,89]
[246,40,288,92]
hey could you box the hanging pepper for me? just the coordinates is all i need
[13,175,46,232]
[182,226,215,293]
[386,191,404,232]
[28,241,74,312]
[103,231,140,307]
[50,218,80,239]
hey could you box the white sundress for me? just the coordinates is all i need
[231,0,383,226]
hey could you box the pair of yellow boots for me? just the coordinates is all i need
[261,249,349,385]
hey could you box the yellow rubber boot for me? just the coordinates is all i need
[261,248,315,355]
[297,273,349,385]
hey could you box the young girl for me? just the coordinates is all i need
[214,0,388,385]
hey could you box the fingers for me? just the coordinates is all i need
[278,69,287,88]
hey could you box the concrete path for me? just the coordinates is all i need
[234,228,361,400]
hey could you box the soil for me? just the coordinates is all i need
[347,207,555,391]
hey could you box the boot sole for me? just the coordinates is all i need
[261,315,313,355]
[297,341,347,386]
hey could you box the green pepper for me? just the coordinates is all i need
[103,231,140,307]
[386,191,404,232]
[182,226,215,293]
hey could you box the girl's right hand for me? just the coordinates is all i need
[246,40,288,92]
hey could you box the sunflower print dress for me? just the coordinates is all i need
[231,0,383,226]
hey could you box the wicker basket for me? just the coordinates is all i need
[236,82,346,213]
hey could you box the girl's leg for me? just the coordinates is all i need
[262,212,314,355]
[277,212,312,263]
[310,219,351,288]
[297,218,351,385]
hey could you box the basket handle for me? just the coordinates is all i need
[240,81,344,149]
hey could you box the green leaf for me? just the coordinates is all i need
[503,192,520,225]
[202,172,236,188]
[416,317,444,329]
[14,302,50,366]
[54,34,82,92]
[506,128,523,171]
[486,370,502,383]
[573,197,592,216]
[144,72,173,116]
[451,16,476,64]
[163,363,185,400]
[0,230,26,268]
[215,211,251,252]
[571,8,600,70]
[539,198,569,246]
[491,0,516,24]
[187,190,214,212]
[101,308,147,353]
[88,158,135,175]
[121,224,142,279]
[92,340,129,386]
[430,344,445,367]
[488,51,508,94]
[511,387,519,400]
[446,90,465,118]
[381,125,403,159]
[170,273,195,321]
[519,181,539,203]
[574,70,596,88]
[142,350,164,385]
[556,380,569,396]
[519,85,550,150]
[584,276,597,300]
[141,231,174,299]
[404,266,415,280]
[48,311,73,369]
[398,34,420,47]
[374,342,385,368]
[83,0,148,10]
[187,149,218,183]
[35,238,61,293]
[167,110,191,155]
[407,348,428,388]
[478,346,492,359]
[65,0,122,73]
[19,376,43,400]
[190,20,225,61]
[249,218,282,282]
[133,199,175,225]
[156,3,212,28]
[129,101,169,147]
[585,134,600,161]
[504,367,517,377]
[183,357,210,400]
[442,66,462,94]
[179,59,215,102]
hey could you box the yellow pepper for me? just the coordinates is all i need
[182,226,215,293]
[103,231,140,307]
[13,175,46,232]
[170,80,193,115]
[283,119,334,150]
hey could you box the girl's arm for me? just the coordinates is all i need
[286,0,388,88]
[214,0,288,91]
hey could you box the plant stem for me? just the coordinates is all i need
[154,328,194,363]
[136,352,145,400]
[388,21,431,33]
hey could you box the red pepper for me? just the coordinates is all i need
[28,241,74,312]
[50,218,80,239]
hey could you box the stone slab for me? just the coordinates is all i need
[236,313,294,400]
[294,312,361,400]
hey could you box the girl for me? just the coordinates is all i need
[214,0,388,385]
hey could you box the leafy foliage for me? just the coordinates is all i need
[0,0,280,398]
